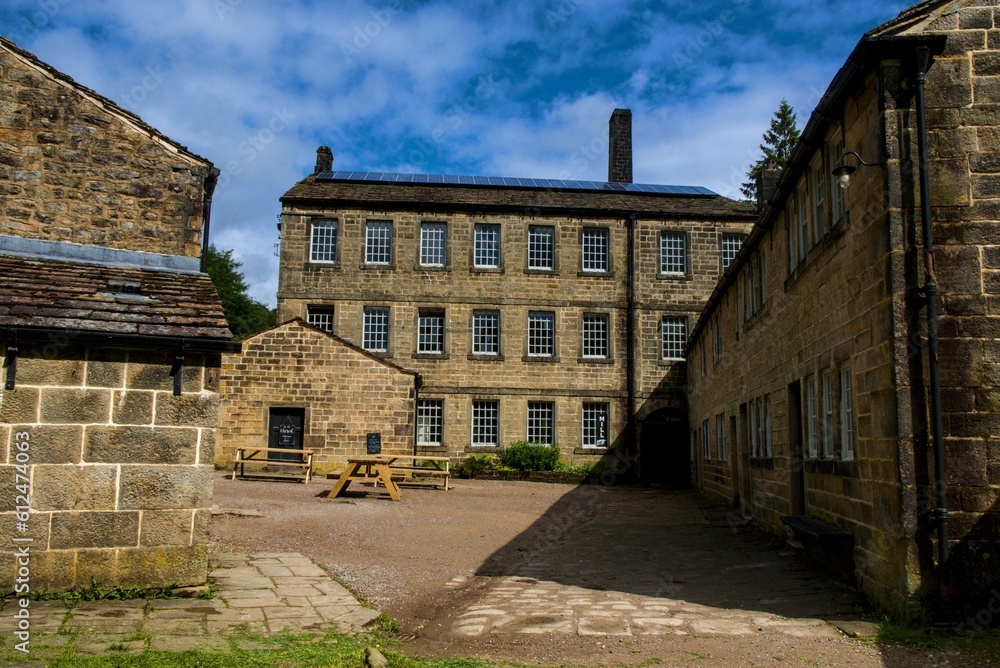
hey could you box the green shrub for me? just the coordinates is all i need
[497,441,561,471]
[456,453,495,478]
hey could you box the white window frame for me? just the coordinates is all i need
[787,210,799,273]
[362,307,390,352]
[365,221,393,265]
[659,231,687,275]
[582,403,609,448]
[471,400,499,447]
[764,395,773,457]
[581,313,609,359]
[822,371,835,458]
[419,222,447,267]
[717,414,727,462]
[472,310,500,355]
[527,312,555,357]
[527,402,554,444]
[840,367,855,461]
[474,224,501,268]
[581,228,609,273]
[796,179,809,262]
[417,310,445,354]
[749,401,759,458]
[306,306,335,333]
[661,316,687,361]
[416,399,443,446]
[309,219,338,264]
[721,233,743,273]
[810,155,827,242]
[702,419,711,461]
[828,137,846,225]
[528,226,555,270]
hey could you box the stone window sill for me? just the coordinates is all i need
[522,355,560,363]
[578,357,614,364]
[804,458,858,477]
[465,445,499,453]
[574,447,607,455]
[657,273,692,281]
[413,353,450,360]
[468,354,505,361]
[577,271,616,278]
[750,457,775,469]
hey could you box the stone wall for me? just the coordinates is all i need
[217,320,417,474]
[0,39,210,257]
[277,205,751,463]
[0,344,219,591]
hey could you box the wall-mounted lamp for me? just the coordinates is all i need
[831,151,885,188]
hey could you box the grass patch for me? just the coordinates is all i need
[875,617,1000,655]
[11,579,179,606]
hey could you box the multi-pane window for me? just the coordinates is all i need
[310,220,338,263]
[581,228,609,272]
[702,419,711,460]
[661,317,687,360]
[822,372,835,458]
[806,377,819,459]
[417,310,445,354]
[362,307,390,352]
[528,226,555,270]
[472,311,500,355]
[659,232,686,275]
[763,396,773,457]
[582,403,609,448]
[828,137,846,224]
[749,401,759,457]
[810,156,827,242]
[787,211,798,273]
[751,396,772,458]
[527,402,554,444]
[471,400,499,447]
[420,223,447,267]
[365,221,393,265]
[717,414,727,462]
[581,314,609,358]
[416,400,443,445]
[721,234,743,273]
[796,179,809,262]
[711,317,722,362]
[307,306,335,333]
[840,367,855,461]
[527,312,555,357]
[474,224,501,268]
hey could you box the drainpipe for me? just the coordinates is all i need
[626,213,637,478]
[914,45,950,613]
[200,167,221,273]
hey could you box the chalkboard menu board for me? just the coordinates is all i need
[366,432,382,455]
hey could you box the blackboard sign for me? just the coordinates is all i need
[366,432,382,455]
[278,423,296,447]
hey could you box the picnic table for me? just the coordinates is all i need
[325,454,451,501]
[232,447,314,483]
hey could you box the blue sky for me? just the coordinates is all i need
[2,0,909,305]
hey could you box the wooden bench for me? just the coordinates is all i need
[232,447,314,483]
[781,515,855,583]
[378,455,450,490]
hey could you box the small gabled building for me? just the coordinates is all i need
[0,36,231,592]
[685,0,1000,619]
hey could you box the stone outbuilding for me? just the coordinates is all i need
[0,36,232,592]
[685,0,1000,620]
[217,319,419,475]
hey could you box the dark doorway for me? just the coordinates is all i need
[640,408,690,487]
[268,407,305,462]
[788,382,806,516]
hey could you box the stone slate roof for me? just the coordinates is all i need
[281,174,756,219]
[0,36,210,167]
[0,254,232,341]
[867,0,955,37]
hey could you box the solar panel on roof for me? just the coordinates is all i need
[314,171,717,196]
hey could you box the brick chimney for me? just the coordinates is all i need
[315,146,333,174]
[608,109,633,184]
[755,160,781,210]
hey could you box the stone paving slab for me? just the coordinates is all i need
[0,551,380,659]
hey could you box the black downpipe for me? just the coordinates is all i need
[200,167,221,273]
[626,213,637,478]
[915,45,950,610]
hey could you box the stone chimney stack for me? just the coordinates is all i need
[608,109,633,184]
[315,146,333,174]
[755,160,781,210]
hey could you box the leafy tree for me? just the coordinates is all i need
[740,99,801,204]
[204,245,276,340]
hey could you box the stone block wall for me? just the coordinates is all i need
[0,40,210,257]
[0,343,219,591]
[217,320,417,474]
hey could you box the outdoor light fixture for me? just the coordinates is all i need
[831,151,885,188]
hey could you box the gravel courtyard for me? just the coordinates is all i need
[210,475,994,667]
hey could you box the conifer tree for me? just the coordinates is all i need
[740,99,801,203]
[204,245,276,340]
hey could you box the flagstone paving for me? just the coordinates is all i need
[0,551,380,659]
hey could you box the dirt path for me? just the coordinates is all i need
[210,476,994,667]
